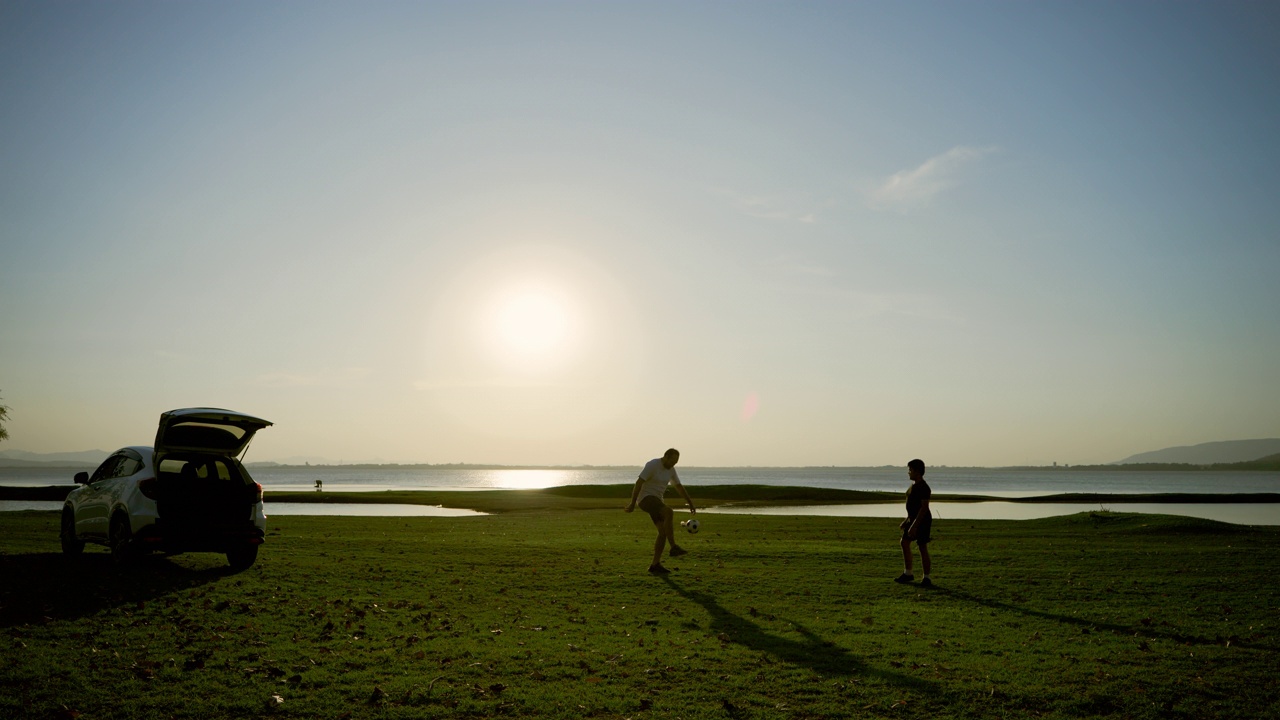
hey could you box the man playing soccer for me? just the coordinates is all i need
[624,448,697,574]
[895,458,933,587]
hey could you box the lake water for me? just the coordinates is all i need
[703,502,1279,526]
[4,465,1277,524]
[2,499,1274,525]
[5,464,1277,494]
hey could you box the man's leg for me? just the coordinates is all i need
[665,506,687,557]
[651,518,666,568]
[919,543,931,576]
[895,538,914,582]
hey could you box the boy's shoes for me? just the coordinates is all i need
[669,546,689,557]
[893,573,914,584]
[648,564,671,574]
[920,577,933,588]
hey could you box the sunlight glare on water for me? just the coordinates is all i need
[485,468,572,489]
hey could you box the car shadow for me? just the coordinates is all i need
[660,576,935,690]
[0,552,235,628]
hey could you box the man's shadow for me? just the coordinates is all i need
[660,576,934,690]
[0,552,234,629]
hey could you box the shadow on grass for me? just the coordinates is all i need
[0,552,233,628]
[660,576,936,690]
[932,585,1274,651]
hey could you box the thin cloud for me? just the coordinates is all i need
[412,377,560,391]
[815,287,968,325]
[763,254,837,278]
[711,187,822,224]
[255,367,372,388]
[869,146,996,212]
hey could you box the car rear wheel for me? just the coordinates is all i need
[226,544,259,571]
[109,513,135,565]
[61,509,84,556]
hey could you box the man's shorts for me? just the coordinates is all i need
[902,520,932,546]
[638,495,668,525]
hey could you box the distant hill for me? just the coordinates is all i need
[0,449,109,467]
[1115,439,1280,465]
[1221,453,1280,471]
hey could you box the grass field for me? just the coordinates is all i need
[2,500,1278,719]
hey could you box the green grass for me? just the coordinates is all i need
[2,507,1278,719]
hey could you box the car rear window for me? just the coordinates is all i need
[159,458,240,482]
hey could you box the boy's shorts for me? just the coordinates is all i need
[638,495,668,524]
[902,521,932,546]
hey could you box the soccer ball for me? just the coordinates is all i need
[682,518,700,534]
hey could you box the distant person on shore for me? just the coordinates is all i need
[315,479,323,492]
[895,458,933,587]
[624,448,697,574]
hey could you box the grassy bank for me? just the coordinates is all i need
[2,509,1278,719]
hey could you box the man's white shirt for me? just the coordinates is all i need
[637,458,679,501]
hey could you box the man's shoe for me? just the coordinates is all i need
[893,573,914,584]
[648,564,670,574]
[920,577,933,588]
[669,546,689,557]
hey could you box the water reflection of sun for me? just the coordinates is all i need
[487,469,571,489]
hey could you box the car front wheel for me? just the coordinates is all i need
[61,509,84,556]
[226,544,259,571]
[109,513,134,565]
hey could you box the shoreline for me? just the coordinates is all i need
[4,483,1279,514]
[5,460,1279,471]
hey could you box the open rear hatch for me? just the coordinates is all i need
[154,408,272,458]
[153,409,272,549]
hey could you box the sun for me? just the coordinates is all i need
[486,285,575,366]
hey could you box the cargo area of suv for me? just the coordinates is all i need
[150,454,265,565]
[150,409,273,569]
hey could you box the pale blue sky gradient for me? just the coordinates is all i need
[2,2,1278,465]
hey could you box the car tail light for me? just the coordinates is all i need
[138,477,160,500]
[251,482,263,503]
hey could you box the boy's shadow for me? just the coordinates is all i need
[932,585,1275,652]
[0,552,234,628]
[660,576,934,690]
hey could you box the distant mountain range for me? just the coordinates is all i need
[0,449,110,467]
[1114,439,1280,465]
[0,449,335,468]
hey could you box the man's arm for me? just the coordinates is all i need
[672,480,696,514]
[624,478,644,512]
[907,498,930,537]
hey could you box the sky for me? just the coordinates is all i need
[2,1,1278,467]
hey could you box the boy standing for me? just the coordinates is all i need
[895,458,933,587]
[624,448,696,574]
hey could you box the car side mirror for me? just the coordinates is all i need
[74,471,90,485]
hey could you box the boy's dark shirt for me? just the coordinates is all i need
[906,480,932,521]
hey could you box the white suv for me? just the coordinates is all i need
[61,408,273,570]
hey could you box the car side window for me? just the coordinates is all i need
[116,457,142,478]
[213,461,232,481]
[89,456,122,483]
